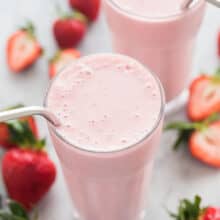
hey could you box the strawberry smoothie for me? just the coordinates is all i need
[46,54,165,220]
[103,0,206,101]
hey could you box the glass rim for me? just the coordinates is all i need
[105,0,204,21]
[44,53,165,154]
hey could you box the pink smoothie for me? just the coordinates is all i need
[104,0,206,101]
[46,54,164,220]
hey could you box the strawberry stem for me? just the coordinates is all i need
[165,113,220,149]
[55,5,88,24]
[215,67,220,76]
[4,104,24,111]
[20,21,35,38]
[169,195,205,220]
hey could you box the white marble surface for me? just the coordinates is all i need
[0,0,220,219]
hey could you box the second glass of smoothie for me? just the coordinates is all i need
[103,0,206,102]
[45,54,165,220]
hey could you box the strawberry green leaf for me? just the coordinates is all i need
[0,211,26,220]
[6,120,45,151]
[204,112,220,124]
[165,122,199,150]
[172,130,192,150]
[212,68,220,83]
[8,201,28,219]
[169,195,204,220]
[20,21,35,39]
[165,113,220,150]
[215,68,220,76]
[0,200,31,220]
[4,105,24,111]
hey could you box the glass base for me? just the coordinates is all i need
[165,89,189,117]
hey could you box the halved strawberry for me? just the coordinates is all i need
[7,22,42,73]
[0,105,39,149]
[190,120,220,168]
[49,48,80,78]
[170,195,220,220]
[188,70,220,121]
[166,114,220,167]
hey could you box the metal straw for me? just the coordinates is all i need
[181,0,220,9]
[0,106,60,126]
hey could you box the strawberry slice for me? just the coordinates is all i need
[7,22,42,73]
[188,70,220,121]
[166,114,220,167]
[169,195,220,220]
[0,105,39,149]
[49,48,80,78]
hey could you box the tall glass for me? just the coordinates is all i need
[103,0,206,103]
[44,55,165,220]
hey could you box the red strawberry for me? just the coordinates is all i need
[2,148,56,210]
[165,114,220,167]
[69,0,100,22]
[218,31,220,58]
[170,195,220,220]
[49,48,80,78]
[0,105,38,149]
[190,120,220,168]
[53,11,87,49]
[7,22,42,73]
[188,70,220,121]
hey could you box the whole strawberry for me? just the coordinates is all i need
[0,105,38,149]
[53,11,87,49]
[170,195,220,220]
[166,114,220,168]
[2,145,56,210]
[49,48,80,78]
[7,22,42,73]
[69,0,100,22]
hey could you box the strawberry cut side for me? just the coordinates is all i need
[7,22,42,73]
[188,74,220,121]
[190,121,220,168]
[7,31,42,73]
[165,114,220,168]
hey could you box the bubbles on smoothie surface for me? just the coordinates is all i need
[47,54,162,151]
